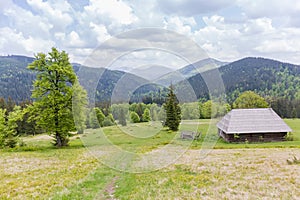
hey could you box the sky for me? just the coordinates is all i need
[1,0,300,68]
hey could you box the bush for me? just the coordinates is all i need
[130,112,140,123]
[142,108,151,122]
[102,114,115,127]
[285,132,294,141]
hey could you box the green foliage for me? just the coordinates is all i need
[118,108,127,126]
[142,108,151,122]
[103,114,115,127]
[149,103,160,121]
[129,103,147,119]
[94,107,105,127]
[88,110,100,129]
[28,48,78,147]
[111,104,128,126]
[164,85,181,131]
[233,91,269,109]
[200,100,214,119]
[72,81,88,134]
[181,102,199,120]
[0,106,23,148]
[130,112,140,123]
[157,107,166,121]
[0,108,6,147]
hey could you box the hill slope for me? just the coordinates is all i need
[156,58,227,86]
[0,55,165,103]
[183,57,300,102]
[1,55,300,105]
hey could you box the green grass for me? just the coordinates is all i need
[1,119,300,199]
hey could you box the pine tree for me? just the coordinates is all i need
[164,85,181,131]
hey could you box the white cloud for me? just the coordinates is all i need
[83,0,137,26]
[237,0,300,28]
[65,31,86,48]
[157,0,234,16]
[163,16,196,35]
[242,18,274,35]
[89,22,111,43]
[1,1,52,38]
[0,27,55,56]
[1,0,300,65]
[26,0,73,32]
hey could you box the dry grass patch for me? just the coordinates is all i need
[171,148,300,199]
[0,147,98,199]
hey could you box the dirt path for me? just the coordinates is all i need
[98,176,119,200]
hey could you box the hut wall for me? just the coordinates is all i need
[219,130,287,143]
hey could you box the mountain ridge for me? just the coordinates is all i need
[1,55,300,104]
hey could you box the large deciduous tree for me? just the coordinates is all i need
[233,91,269,109]
[28,48,86,147]
[164,85,181,131]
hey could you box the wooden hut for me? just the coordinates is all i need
[217,108,292,142]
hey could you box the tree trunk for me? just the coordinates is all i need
[55,132,62,147]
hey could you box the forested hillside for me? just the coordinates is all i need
[182,57,300,117]
[184,57,300,101]
[1,55,300,109]
[0,55,165,104]
[0,56,35,102]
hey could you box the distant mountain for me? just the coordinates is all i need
[179,58,227,76]
[0,55,166,104]
[0,55,36,101]
[127,65,174,81]
[180,57,300,103]
[155,58,227,86]
[2,55,300,105]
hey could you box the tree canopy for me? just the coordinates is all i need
[28,48,87,147]
[233,91,269,109]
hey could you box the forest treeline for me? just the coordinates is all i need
[1,90,298,144]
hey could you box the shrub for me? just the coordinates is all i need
[130,112,140,123]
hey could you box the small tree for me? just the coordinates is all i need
[233,91,268,109]
[142,108,151,122]
[164,85,181,131]
[0,106,23,148]
[0,109,6,147]
[72,81,88,134]
[95,107,105,127]
[89,110,100,129]
[103,114,115,127]
[118,108,127,126]
[130,111,140,123]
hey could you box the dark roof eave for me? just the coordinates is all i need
[222,130,292,134]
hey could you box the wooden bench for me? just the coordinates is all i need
[180,131,201,140]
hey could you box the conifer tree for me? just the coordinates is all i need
[164,85,181,131]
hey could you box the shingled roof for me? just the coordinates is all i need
[217,108,292,134]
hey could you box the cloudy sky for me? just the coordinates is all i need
[1,0,300,67]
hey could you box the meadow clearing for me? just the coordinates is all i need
[0,119,300,199]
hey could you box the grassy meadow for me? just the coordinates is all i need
[0,119,300,199]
